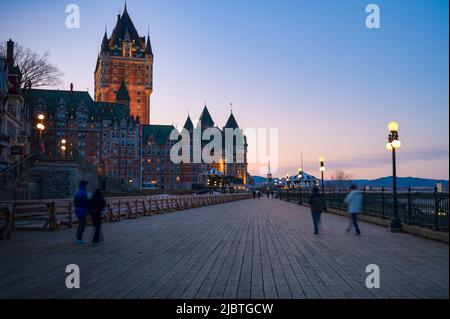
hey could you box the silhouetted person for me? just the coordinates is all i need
[308,186,325,235]
[271,191,274,198]
[252,190,256,199]
[89,189,106,243]
[257,191,261,199]
[344,184,362,235]
[74,180,89,244]
[266,192,269,198]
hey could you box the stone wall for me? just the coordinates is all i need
[31,163,99,199]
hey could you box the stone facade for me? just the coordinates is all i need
[0,40,31,170]
[94,5,153,124]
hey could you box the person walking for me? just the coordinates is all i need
[89,189,106,244]
[74,180,90,244]
[252,190,256,199]
[257,190,261,200]
[308,186,325,235]
[344,185,362,236]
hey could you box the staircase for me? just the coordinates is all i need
[0,150,37,200]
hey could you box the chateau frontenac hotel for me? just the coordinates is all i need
[24,5,248,190]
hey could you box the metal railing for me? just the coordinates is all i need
[277,189,449,232]
[0,146,39,192]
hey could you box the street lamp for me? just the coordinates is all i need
[36,113,45,143]
[60,139,67,160]
[298,167,303,204]
[36,123,45,141]
[387,121,402,232]
[286,173,290,201]
[319,156,325,194]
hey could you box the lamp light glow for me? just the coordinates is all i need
[388,121,399,132]
[392,139,402,149]
[386,142,393,151]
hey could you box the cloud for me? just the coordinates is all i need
[322,146,449,170]
[261,145,449,176]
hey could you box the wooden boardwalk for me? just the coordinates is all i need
[0,197,448,299]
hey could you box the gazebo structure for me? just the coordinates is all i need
[204,168,227,189]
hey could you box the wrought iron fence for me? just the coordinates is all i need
[276,189,449,232]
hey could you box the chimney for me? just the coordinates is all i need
[70,83,74,91]
[6,39,14,72]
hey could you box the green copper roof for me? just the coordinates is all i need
[199,105,214,126]
[116,81,130,101]
[24,88,136,123]
[183,115,194,131]
[145,34,153,56]
[23,89,93,113]
[109,6,143,47]
[224,112,239,129]
[142,124,175,145]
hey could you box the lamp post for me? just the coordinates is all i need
[60,138,67,161]
[274,181,278,198]
[298,168,303,205]
[386,121,402,232]
[286,173,290,201]
[319,156,325,195]
[36,114,45,142]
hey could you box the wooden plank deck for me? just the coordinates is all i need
[0,197,448,299]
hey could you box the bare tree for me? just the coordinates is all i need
[0,41,63,89]
[329,170,354,191]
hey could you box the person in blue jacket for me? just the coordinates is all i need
[74,180,90,244]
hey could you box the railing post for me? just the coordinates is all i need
[407,186,412,224]
[337,189,341,211]
[362,188,366,214]
[381,187,385,219]
[434,184,439,230]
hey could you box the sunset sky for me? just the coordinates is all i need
[1,0,448,179]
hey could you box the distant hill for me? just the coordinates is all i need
[252,176,268,186]
[352,176,448,190]
[250,175,449,191]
